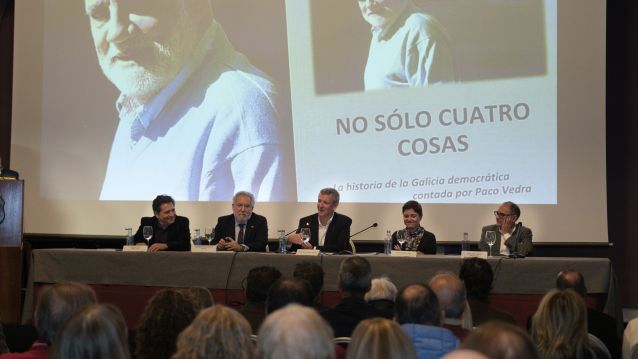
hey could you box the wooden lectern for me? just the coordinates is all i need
[0,180,24,323]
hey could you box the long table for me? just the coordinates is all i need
[23,249,620,330]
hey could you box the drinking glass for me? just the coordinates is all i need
[397,230,406,250]
[485,231,496,257]
[142,226,153,244]
[301,228,311,245]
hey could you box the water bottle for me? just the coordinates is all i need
[194,228,202,245]
[278,230,286,254]
[125,228,134,246]
[384,230,392,255]
[462,232,469,252]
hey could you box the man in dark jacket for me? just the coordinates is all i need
[134,194,190,251]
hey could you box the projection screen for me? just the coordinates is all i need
[11,0,607,244]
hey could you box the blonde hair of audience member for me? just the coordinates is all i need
[347,318,417,359]
[50,304,129,359]
[258,304,335,359]
[461,321,539,359]
[184,286,214,309]
[172,305,253,359]
[442,350,489,359]
[531,289,595,359]
[364,276,398,302]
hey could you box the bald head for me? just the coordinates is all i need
[556,270,587,297]
[395,284,441,326]
[429,272,467,320]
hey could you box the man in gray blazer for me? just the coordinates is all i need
[479,201,533,256]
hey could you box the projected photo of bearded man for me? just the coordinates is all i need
[358,0,457,90]
[85,0,290,201]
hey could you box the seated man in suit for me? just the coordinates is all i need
[479,201,533,256]
[287,187,352,253]
[213,191,268,252]
[134,194,190,251]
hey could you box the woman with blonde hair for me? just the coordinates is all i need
[531,289,604,359]
[347,317,417,359]
[172,305,253,359]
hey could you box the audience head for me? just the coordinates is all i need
[429,272,467,320]
[442,350,490,359]
[461,321,539,359]
[266,277,315,314]
[365,276,398,302]
[531,289,593,359]
[258,304,335,359]
[173,305,253,359]
[293,261,325,302]
[50,304,129,359]
[395,283,442,326]
[245,266,283,304]
[338,256,372,297]
[35,282,97,344]
[459,257,493,302]
[347,317,417,359]
[135,288,199,359]
[184,286,214,309]
[555,270,587,298]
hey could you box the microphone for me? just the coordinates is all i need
[349,222,378,239]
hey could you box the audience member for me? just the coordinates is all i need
[459,258,516,325]
[0,324,8,354]
[50,304,129,359]
[395,283,458,359]
[266,277,315,314]
[531,289,605,359]
[441,350,489,359]
[172,305,253,359]
[239,266,282,333]
[184,286,214,309]
[623,316,638,359]
[347,317,417,359]
[134,288,199,359]
[0,282,96,359]
[364,276,398,319]
[293,261,326,310]
[429,272,471,340]
[555,270,620,358]
[322,256,376,337]
[258,304,335,359]
[461,321,539,359]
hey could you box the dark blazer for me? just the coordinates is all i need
[133,215,190,251]
[295,212,352,253]
[479,223,533,256]
[391,228,436,254]
[212,213,268,252]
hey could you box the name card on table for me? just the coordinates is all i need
[461,250,488,259]
[390,250,418,257]
[122,245,148,252]
[191,245,217,253]
[296,249,320,256]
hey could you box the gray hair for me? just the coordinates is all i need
[319,188,340,205]
[258,304,335,359]
[365,276,398,302]
[233,191,255,207]
[429,272,467,320]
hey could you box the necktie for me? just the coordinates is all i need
[238,224,245,244]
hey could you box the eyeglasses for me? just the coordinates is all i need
[233,203,253,209]
[493,211,513,218]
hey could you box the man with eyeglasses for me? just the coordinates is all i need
[478,201,533,256]
[212,191,268,252]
